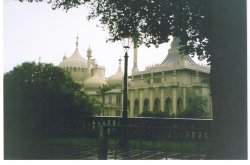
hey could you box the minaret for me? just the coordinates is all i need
[132,42,139,74]
[87,45,92,78]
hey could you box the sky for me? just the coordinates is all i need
[3,0,178,77]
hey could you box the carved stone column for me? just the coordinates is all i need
[149,88,154,111]
[160,87,165,111]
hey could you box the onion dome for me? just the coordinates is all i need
[107,58,123,87]
[59,36,88,68]
[84,66,107,89]
[58,36,90,84]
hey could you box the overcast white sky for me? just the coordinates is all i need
[3,0,178,77]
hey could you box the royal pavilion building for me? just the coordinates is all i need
[58,37,212,118]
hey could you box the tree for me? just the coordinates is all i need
[18,0,247,159]
[179,94,208,118]
[4,62,101,140]
[206,1,247,159]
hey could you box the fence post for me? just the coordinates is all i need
[98,125,108,160]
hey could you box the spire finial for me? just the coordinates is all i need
[63,53,67,60]
[76,35,79,47]
[118,57,122,68]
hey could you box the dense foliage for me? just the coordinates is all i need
[179,94,208,118]
[4,62,101,139]
[87,0,210,60]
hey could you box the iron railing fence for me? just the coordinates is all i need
[84,116,212,159]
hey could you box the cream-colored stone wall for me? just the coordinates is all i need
[176,70,193,86]
[126,69,212,118]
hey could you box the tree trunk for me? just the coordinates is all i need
[208,0,247,159]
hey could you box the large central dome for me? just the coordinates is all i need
[59,40,88,68]
[58,37,91,84]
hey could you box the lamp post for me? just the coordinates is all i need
[120,35,132,152]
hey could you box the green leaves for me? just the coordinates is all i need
[179,93,209,118]
[4,62,101,138]
[85,0,210,61]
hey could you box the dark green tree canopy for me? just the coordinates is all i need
[4,62,101,137]
[88,0,210,60]
[19,0,210,62]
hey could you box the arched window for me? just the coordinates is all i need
[177,97,182,115]
[154,97,160,111]
[116,95,121,105]
[165,97,172,117]
[134,99,139,116]
[143,98,150,112]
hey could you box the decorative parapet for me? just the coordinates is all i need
[192,82,202,88]
[134,64,210,76]
[128,81,181,89]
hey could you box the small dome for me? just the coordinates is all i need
[107,68,123,86]
[107,58,123,86]
[84,66,107,89]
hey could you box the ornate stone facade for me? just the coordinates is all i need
[58,37,212,118]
